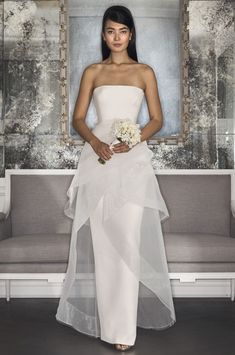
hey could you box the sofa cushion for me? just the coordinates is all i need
[0,263,68,273]
[158,175,231,236]
[0,234,70,263]
[10,175,73,237]
[168,262,235,273]
[164,233,235,262]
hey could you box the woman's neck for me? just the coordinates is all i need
[106,51,132,65]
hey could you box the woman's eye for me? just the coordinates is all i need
[106,30,128,34]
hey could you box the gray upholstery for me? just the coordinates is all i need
[0,213,12,241]
[0,212,6,221]
[11,175,73,237]
[164,233,235,262]
[1,262,235,274]
[168,263,235,273]
[230,212,235,237]
[0,173,235,274]
[0,263,68,273]
[0,234,70,263]
[159,175,231,237]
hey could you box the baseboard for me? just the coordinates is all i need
[0,279,232,299]
[171,279,232,298]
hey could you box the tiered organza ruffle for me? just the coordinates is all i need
[55,135,176,339]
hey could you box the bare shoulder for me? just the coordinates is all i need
[139,63,158,89]
[80,63,102,89]
[82,63,101,75]
[139,63,156,77]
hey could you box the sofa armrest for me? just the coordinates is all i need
[0,212,12,241]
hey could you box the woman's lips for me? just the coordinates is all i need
[113,44,122,47]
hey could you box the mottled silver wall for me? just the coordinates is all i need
[0,0,4,176]
[3,0,81,173]
[1,0,235,176]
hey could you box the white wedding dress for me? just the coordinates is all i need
[55,85,176,345]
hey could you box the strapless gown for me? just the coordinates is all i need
[55,85,176,345]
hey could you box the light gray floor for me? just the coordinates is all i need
[1,298,235,355]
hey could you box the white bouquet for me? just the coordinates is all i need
[98,119,141,164]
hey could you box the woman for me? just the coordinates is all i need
[56,5,176,351]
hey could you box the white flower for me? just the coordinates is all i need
[111,119,141,148]
[98,118,141,164]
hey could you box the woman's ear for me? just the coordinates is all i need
[129,30,133,41]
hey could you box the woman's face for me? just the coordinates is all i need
[102,19,132,51]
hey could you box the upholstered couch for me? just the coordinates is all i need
[1,172,235,300]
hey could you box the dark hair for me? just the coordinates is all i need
[101,5,138,62]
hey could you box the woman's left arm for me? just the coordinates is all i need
[140,65,163,142]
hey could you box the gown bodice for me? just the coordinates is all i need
[92,85,144,126]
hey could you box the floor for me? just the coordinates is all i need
[0,297,235,355]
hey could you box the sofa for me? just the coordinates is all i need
[1,172,235,301]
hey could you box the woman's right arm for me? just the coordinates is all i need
[72,65,113,161]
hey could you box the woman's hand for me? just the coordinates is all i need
[111,142,131,153]
[90,138,114,161]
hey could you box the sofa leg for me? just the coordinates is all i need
[5,280,10,302]
[230,279,235,301]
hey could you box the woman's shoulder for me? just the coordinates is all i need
[82,63,102,73]
[137,62,155,73]
[127,61,153,72]
[80,64,102,84]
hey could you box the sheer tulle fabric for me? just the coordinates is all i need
[55,87,176,343]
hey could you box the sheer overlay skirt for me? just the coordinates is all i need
[55,137,176,344]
